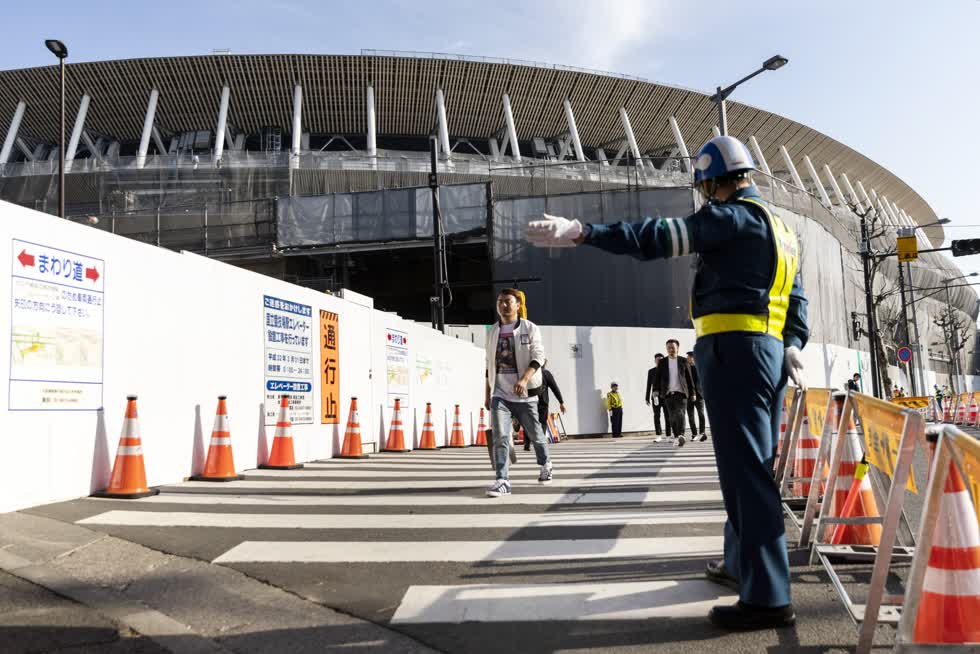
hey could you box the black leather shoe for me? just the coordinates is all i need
[709,601,795,630]
[705,560,738,590]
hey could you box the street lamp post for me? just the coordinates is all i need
[44,39,68,219]
[711,55,788,136]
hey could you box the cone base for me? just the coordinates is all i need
[381,448,411,453]
[91,488,159,500]
[189,474,245,482]
[446,444,467,448]
[258,463,304,470]
[336,454,370,459]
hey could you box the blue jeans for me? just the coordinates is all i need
[695,332,791,608]
[490,396,550,480]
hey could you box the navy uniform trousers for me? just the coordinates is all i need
[694,331,791,608]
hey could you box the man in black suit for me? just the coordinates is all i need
[652,339,696,446]
[687,351,707,442]
[646,353,672,442]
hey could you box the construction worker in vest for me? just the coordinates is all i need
[606,382,624,437]
[526,135,809,631]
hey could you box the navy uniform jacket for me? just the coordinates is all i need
[582,186,809,349]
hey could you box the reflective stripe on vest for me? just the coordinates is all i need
[692,197,799,340]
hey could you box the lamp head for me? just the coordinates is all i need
[763,55,788,71]
[45,40,68,59]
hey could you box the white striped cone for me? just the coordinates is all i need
[913,463,980,643]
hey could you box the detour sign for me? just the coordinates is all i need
[853,393,917,493]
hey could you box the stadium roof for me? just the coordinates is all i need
[0,51,942,243]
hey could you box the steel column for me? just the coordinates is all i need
[136,89,159,169]
[214,85,230,163]
[0,100,26,166]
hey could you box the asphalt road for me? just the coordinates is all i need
[30,436,912,653]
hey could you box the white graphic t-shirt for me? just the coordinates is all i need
[493,321,534,403]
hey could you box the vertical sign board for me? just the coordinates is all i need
[263,295,313,425]
[319,310,339,424]
[9,240,104,410]
[385,329,409,408]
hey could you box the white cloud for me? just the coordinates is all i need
[537,0,667,74]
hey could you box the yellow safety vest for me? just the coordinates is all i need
[606,392,623,409]
[692,198,799,340]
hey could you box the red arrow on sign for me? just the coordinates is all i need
[17,249,35,268]
[85,266,100,283]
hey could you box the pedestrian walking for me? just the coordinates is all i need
[527,360,565,450]
[606,382,624,437]
[651,339,696,446]
[484,289,553,498]
[686,351,707,441]
[527,135,809,629]
[846,373,860,393]
[646,353,672,442]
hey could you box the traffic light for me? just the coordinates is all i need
[851,311,863,341]
[951,239,980,257]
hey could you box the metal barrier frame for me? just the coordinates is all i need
[774,386,803,490]
[804,391,926,654]
[794,389,839,546]
[895,424,980,652]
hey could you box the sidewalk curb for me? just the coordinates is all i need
[0,534,233,654]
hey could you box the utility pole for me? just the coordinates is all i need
[905,261,926,395]
[858,212,881,398]
[896,262,916,395]
[428,137,446,333]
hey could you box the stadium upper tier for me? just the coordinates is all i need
[0,50,942,244]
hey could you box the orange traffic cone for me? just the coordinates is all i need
[338,397,369,459]
[190,396,244,481]
[448,405,467,447]
[913,462,980,644]
[969,394,978,426]
[793,409,821,497]
[831,403,881,545]
[955,395,967,425]
[382,399,410,452]
[944,398,954,423]
[474,408,488,446]
[418,403,438,449]
[259,395,303,469]
[92,396,159,499]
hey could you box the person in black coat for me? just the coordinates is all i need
[687,351,707,441]
[646,353,672,440]
[651,339,696,446]
[526,360,566,450]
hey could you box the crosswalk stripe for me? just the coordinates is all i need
[212,536,724,563]
[119,489,724,506]
[171,475,718,491]
[391,580,737,623]
[244,465,718,478]
[78,509,729,529]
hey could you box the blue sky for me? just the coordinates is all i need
[2,1,978,268]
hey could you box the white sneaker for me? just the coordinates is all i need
[538,461,553,484]
[486,479,512,497]
[654,436,664,443]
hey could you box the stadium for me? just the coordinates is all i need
[0,50,975,418]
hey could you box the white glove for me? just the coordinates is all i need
[527,213,583,248]
[784,346,806,391]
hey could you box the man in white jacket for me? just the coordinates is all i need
[484,288,554,497]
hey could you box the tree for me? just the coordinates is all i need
[933,303,972,394]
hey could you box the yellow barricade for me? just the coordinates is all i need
[889,396,930,409]
[801,391,927,654]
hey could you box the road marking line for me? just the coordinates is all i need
[213,536,724,563]
[391,580,737,622]
[78,509,728,529]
